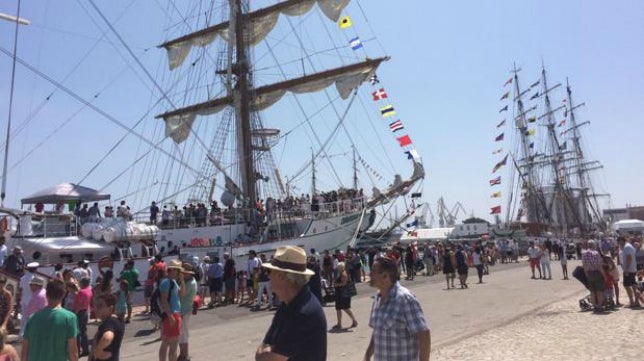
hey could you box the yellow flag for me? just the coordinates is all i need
[339,15,352,29]
[491,191,501,198]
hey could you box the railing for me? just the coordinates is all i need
[132,198,365,230]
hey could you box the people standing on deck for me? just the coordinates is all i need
[104,206,114,218]
[161,206,171,227]
[88,202,101,223]
[150,201,160,225]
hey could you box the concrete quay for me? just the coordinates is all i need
[100,260,640,360]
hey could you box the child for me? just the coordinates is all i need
[601,255,618,307]
[236,270,247,304]
[115,280,129,323]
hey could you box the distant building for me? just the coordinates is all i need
[603,206,644,222]
[451,222,488,238]
[399,227,453,244]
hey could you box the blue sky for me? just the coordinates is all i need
[0,0,642,225]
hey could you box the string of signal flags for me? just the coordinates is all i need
[337,13,421,165]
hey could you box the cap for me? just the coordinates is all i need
[12,245,23,253]
[26,262,40,268]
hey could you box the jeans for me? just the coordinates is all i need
[541,262,551,279]
[77,309,89,354]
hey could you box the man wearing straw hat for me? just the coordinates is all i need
[256,246,326,361]
[158,259,183,361]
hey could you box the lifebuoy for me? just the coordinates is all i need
[0,217,8,232]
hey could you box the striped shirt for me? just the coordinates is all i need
[369,282,429,361]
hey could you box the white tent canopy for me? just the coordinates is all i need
[612,219,644,232]
[21,183,110,204]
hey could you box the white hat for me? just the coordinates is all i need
[261,246,314,276]
[203,256,211,261]
[26,262,40,268]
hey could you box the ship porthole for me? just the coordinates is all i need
[32,251,41,260]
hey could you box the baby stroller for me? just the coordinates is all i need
[572,266,593,311]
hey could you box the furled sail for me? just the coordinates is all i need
[159,57,388,144]
[161,0,351,70]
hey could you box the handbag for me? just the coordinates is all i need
[343,282,357,297]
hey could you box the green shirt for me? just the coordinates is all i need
[24,306,79,361]
[120,268,140,290]
[180,278,197,316]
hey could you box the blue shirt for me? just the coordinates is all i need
[159,278,180,313]
[208,262,223,279]
[262,286,326,361]
[368,282,429,361]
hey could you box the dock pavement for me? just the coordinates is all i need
[20,259,643,360]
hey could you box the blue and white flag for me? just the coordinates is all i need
[349,36,363,50]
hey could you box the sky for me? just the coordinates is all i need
[0,0,643,226]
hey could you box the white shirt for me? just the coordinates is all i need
[19,272,35,306]
[247,257,260,275]
[620,243,637,273]
[528,247,540,259]
[0,244,7,267]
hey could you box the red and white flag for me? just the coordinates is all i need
[372,88,388,101]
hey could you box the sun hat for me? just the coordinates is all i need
[167,259,183,271]
[261,246,314,276]
[181,262,195,275]
[203,256,211,262]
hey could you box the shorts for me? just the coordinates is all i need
[161,312,182,338]
[224,278,236,291]
[209,278,223,293]
[623,272,636,287]
[246,279,253,288]
[144,285,154,298]
[179,313,191,344]
[529,258,539,268]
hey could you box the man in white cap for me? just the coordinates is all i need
[255,246,326,361]
[19,262,39,336]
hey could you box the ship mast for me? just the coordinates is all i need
[564,79,605,232]
[231,0,256,206]
[510,64,548,226]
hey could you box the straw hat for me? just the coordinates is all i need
[29,277,46,287]
[261,246,314,276]
[167,259,183,271]
[181,262,195,275]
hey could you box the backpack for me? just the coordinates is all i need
[149,279,175,323]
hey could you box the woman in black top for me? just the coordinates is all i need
[91,293,124,361]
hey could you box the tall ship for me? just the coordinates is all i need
[0,0,425,265]
[490,64,609,238]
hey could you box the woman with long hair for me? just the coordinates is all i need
[331,262,358,330]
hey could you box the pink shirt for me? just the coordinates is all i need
[74,287,93,312]
[24,289,47,320]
